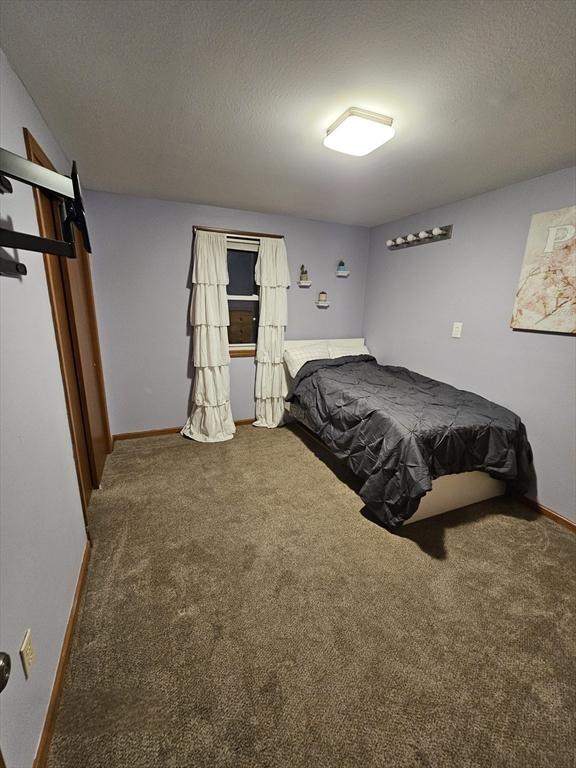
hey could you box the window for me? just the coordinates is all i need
[226,239,259,355]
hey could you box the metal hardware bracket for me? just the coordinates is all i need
[0,148,91,277]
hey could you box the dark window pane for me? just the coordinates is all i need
[227,249,258,295]
[228,300,259,344]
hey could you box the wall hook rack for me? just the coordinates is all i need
[0,148,91,277]
[386,225,453,250]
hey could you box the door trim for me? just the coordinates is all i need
[23,129,112,510]
[23,129,92,516]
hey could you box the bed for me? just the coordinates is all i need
[283,339,532,529]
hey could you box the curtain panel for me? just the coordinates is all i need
[181,231,236,442]
[254,237,290,428]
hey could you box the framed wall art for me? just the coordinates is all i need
[511,205,575,334]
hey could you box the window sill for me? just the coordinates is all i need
[229,345,256,358]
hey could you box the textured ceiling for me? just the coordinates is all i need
[1,0,575,226]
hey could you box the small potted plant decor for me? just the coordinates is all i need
[298,264,311,287]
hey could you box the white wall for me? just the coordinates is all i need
[0,50,87,767]
[85,191,369,432]
[365,168,576,521]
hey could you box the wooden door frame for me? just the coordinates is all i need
[23,128,112,518]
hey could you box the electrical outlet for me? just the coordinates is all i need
[20,629,35,679]
[451,321,463,338]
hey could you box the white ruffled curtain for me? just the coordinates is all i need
[181,231,236,442]
[253,237,290,428]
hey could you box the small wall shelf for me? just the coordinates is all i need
[298,280,312,287]
[316,301,330,308]
[336,270,350,278]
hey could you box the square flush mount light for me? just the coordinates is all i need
[323,107,395,156]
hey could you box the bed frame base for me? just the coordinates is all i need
[405,473,505,525]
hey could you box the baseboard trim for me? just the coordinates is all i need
[33,540,91,768]
[521,496,576,532]
[114,420,255,443]
[114,426,182,442]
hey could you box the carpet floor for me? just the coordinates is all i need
[47,425,575,768]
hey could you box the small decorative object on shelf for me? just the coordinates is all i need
[298,264,312,287]
[336,259,350,277]
[386,225,453,250]
[316,290,330,308]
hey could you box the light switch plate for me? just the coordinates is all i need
[20,629,35,679]
[452,321,463,338]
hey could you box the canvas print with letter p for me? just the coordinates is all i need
[511,205,575,334]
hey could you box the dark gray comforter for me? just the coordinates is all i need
[286,355,533,528]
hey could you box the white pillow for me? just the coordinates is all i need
[329,342,371,359]
[284,344,330,378]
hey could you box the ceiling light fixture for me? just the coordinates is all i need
[323,108,395,156]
